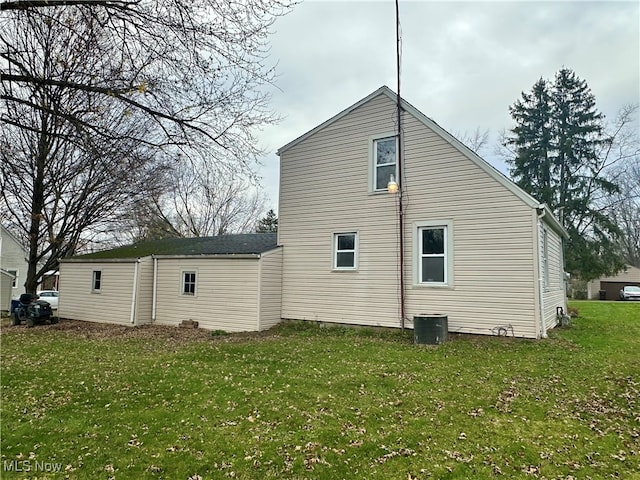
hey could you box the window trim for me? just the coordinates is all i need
[333,232,358,271]
[92,270,102,293]
[369,133,398,193]
[413,220,454,288]
[181,270,197,296]
[7,269,18,288]
[542,227,549,290]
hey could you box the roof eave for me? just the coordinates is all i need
[537,204,570,239]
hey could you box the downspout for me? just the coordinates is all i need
[536,207,547,338]
[256,254,262,332]
[151,256,158,322]
[130,259,140,325]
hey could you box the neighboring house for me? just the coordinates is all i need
[0,269,16,312]
[277,86,568,339]
[58,234,281,332]
[0,225,29,302]
[586,265,640,300]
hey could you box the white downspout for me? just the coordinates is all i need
[130,259,140,325]
[256,255,262,332]
[152,256,158,322]
[536,207,547,338]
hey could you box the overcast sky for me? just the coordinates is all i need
[256,0,640,209]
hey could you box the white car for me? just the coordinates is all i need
[37,290,59,309]
[619,285,640,301]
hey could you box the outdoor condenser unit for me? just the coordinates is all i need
[413,314,448,345]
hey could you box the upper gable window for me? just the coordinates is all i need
[373,136,397,191]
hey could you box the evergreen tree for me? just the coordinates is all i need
[256,209,278,233]
[508,78,554,205]
[506,68,624,280]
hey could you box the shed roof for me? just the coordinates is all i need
[73,233,278,260]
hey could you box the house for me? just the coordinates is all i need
[0,225,29,308]
[58,86,568,338]
[58,234,281,332]
[0,269,16,313]
[586,265,640,300]
[276,86,568,338]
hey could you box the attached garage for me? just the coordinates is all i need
[59,234,281,331]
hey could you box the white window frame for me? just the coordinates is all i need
[369,134,398,193]
[182,270,197,296]
[413,220,454,287]
[333,232,358,271]
[542,227,549,290]
[7,269,18,288]
[92,270,102,293]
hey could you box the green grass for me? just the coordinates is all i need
[1,301,639,479]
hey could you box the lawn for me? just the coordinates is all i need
[1,301,638,479]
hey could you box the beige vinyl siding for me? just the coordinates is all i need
[1,270,13,311]
[0,227,29,298]
[280,93,544,338]
[539,222,566,331]
[133,257,154,325]
[154,257,260,332]
[258,248,283,330]
[58,261,138,325]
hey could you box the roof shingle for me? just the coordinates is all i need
[76,233,278,259]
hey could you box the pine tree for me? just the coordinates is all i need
[508,78,554,205]
[256,209,278,233]
[506,68,624,280]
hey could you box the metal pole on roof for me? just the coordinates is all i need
[395,0,406,331]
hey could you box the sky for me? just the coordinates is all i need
[255,0,640,209]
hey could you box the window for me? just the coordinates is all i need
[182,271,196,295]
[92,270,102,292]
[7,269,17,288]
[334,233,357,270]
[414,221,453,286]
[542,228,549,289]
[373,136,397,191]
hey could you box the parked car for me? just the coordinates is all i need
[37,290,59,309]
[619,285,640,301]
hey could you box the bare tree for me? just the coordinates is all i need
[612,164,640,267]
[1,1,291,292]
[159,157,267,237]
[111,157,267,243]
[456,126,490,155]
[2,0,292,153]
[606,105,640,267]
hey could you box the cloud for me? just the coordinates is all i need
[257,0,640,209]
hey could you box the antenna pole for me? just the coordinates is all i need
[395,0,406,330]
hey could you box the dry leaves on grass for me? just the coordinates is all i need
[1,318,281,346]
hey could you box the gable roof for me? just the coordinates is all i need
[0,225,27,254]
[277,86,567,239]
[69,233,278,260]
